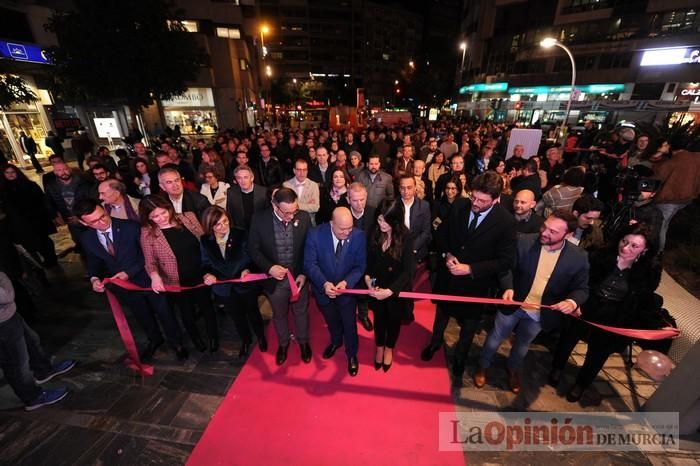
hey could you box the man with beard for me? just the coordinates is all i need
[44,161,90,249]
[474,211,589,393]
[512,189,544,234]
[355,155,395,208]
[570,194,605,251]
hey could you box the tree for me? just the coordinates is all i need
[0,74,37,111]
[44,0,206,113]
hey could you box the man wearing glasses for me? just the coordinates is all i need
[248,188,312,365]
[74,198,187,362]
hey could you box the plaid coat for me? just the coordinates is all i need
[140,212,204,286]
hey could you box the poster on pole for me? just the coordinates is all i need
[505,128,542,159]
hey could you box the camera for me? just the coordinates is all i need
[614,168,661,201]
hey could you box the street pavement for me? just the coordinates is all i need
[0,165,698,465]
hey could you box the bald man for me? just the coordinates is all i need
[304,207,367,376]
[512,189,544,234]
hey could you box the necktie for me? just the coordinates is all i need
[335,239,344,259]
[467,212,480,235]
[102,231,115,256]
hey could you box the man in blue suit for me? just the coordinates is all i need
[474,210,589,393]
[304,207,367,376]
[74,199,187,362]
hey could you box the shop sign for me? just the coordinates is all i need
[640,47,700,67]
[509,84,625,95]
[459,82,508,94]
[0,40,52,65]
[161,88,215,107]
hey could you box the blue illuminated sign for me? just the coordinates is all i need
[508,84,625,94]
[0,40,52,65]
[459,82,509,94]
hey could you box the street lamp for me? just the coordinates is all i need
[541,37,576,141]
[408,60,415,69]
[459,42,467,72]
[266,65,272,77]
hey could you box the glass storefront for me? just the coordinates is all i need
[163,108,219,134]
[0,106,51,167]
[161,88,219,135]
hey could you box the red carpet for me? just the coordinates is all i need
[187,283,465,465]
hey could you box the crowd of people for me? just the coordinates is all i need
[0,115,697,411]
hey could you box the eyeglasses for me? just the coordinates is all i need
[84,213,109,225]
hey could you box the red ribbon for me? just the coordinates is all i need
[102,271,299,376]
[338,289,680,341]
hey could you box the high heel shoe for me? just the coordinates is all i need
[382,350,393,372]
[374,361,382,370]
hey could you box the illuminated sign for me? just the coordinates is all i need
[161,88,215,107]
[640,47,700,66]
[0,40,52,65]
[508,84,625,94]
[459,82,508,94]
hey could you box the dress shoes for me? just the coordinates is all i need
[322,343,342,359]
[140,341,163,362]
[239,342,250,359]
[374,361,382,371]
[507,369,521,394]
[548,368,562,387]
[175,346,189,361]
[258,334,268,352]
[300,342,312,363]
[420,343,441,362]
[473,367,487,388]
[359,316,374,332]
[348,356,359,376]
[566,384,585,403]
[276,344,289,366]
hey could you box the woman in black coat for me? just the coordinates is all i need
[550,222,664,402]
[200,206,266,358]
[315,167,350,225]
[0,164,57,267]
[364,201,414,372]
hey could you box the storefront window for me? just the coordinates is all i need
[164,109,219,135]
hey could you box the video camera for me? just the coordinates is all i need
[614,167,661,202]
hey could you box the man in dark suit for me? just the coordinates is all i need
[304,207,367,376]
[397,174,431,322]
[475,211,589,393]
[226,165,268,232]
[74,199,186,361]
[421,172,517,379]
[248,188,312,365]
[158,167,209,220]
[512,189,544,234]
[348,182,376,331]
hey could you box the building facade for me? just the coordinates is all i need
[457,0,700,126]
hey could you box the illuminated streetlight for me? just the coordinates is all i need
[408,60,414,69]
[459,41,467,73]
[394,79,399,85]
[293,78,297,84]
[266,65,272,77]
[260,25,270,58]
[540,37,576,141]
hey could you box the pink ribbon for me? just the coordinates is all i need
[102,271,300,376]
[339,289,680,341]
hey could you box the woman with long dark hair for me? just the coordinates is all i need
[550,222,665,402]
[200,206,266,358]
[364,200,414,372]
[139,195,218,353]
[0,164,58,268]
[316,167,351,224]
